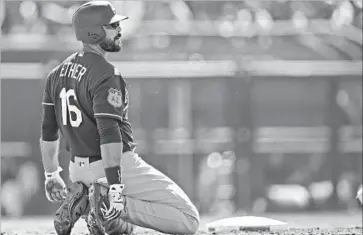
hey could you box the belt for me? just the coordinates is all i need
[71,155,102,163]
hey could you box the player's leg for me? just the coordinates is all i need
[68,158,109,235]
[88,181,135,235]
[53,158,102,235]
[123,152,199,234]
[89,152,200,234]
[53,180,89,235]
[69,157,136,235]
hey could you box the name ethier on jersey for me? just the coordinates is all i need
[60,62,87,81]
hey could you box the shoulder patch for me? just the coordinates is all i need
[114,67,121,76]
[107,88,123,108]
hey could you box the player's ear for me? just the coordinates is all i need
[80,26,106,44]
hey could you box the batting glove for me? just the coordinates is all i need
[44,167,67,203]
[101,184,125,221]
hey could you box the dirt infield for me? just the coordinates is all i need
[1,228,362,235]
[198,228,362,235]
[1,212,362,235]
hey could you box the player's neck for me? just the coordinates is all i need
[83,44,108,59]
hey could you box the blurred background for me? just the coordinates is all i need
[1,0,362,219]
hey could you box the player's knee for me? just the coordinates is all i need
[184,203,200,234]
[184,214,200,234]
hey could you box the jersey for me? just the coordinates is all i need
[42,51,136,157]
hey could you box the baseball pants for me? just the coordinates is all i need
[69,151,200,234]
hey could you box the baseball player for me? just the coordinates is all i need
[40,1,199,234]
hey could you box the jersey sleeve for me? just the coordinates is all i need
[41,72,59,141]
[42,72,54,106]
[92,75,125,121]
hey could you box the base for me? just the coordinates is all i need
[206,216,289,234]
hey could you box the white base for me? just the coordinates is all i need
[206,216,289,234]
[357,187,362,204]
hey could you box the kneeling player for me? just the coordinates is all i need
[40,1,199,234]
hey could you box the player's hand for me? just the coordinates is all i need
[44,167,67,203]
[101,183,125,221]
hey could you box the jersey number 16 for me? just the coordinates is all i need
[60,88,82,127]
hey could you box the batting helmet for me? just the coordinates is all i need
[72,1,128,44]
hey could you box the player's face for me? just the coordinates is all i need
[100,21,122,52]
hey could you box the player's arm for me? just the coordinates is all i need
[40,74,66,203]
[92,74,126,218]
[40,125,60,173]
[40,74,60,172]
[92,75,125,185]
[96,117,123,184]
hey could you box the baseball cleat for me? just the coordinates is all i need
[89,182,134,235]
[88,181,108,235]
[54,181,89,235]
[86,210,105,235]
[96,195,135,235]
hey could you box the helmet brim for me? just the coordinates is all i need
[109,14,129,24]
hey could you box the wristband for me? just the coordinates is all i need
[45,166,63,179]
[105,166,122,185]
